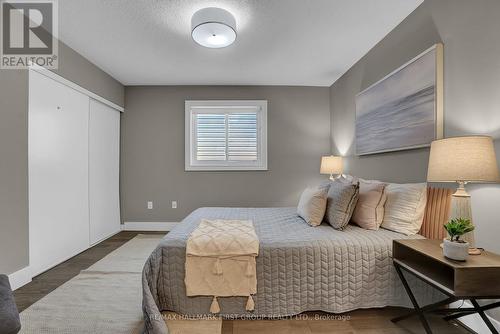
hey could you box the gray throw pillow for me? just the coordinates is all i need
[0,274,21,334]
[325,179,359,230]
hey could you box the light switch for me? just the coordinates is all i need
[147,201,153,210]
[172,201,177,209]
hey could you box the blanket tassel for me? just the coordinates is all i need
[245,295,255,311]
[213,258,223,275]
[210,296,220,314]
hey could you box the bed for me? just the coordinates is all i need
[142,188,451,334]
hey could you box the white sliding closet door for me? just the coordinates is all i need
[89,99,121,245]
[29,70,90,276]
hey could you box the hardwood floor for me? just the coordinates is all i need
[221,309,470,334]
[14,232,471,333]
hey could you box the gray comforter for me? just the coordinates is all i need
[142,207,441,333]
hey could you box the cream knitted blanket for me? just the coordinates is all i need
[185,219,259,313]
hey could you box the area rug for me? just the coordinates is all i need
[19,234,163,334]
[85,234,164,273]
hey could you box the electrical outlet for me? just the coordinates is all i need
[147,201,153,210]
[171,201,177,209]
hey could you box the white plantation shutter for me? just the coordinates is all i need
[228,112,258,161]
[195,113,226,161]
[186,101,267,170]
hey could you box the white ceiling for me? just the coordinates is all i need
[58,0,423,86]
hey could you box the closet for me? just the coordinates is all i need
[29,69,122,276]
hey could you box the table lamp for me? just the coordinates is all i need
[320,155,343,180]
[427,136,500,249]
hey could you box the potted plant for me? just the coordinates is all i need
[443,218,475,261]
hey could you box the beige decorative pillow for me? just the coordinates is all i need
[325,179,359,230]
[297,187,328,227]
[351,181,387,230]
[381,183,427,235]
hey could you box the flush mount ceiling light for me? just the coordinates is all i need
[191,7,237,48]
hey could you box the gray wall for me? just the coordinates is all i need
[0,40,124,275]
[329,0,500,252]
[53,42,124,106]
[121,86,330,222]
[0,70,29,275]
[330,0,500,181]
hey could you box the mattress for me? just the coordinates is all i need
[142,207,442,333]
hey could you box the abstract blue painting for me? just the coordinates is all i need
[355,45,442,155]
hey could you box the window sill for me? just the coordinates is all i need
[185,165,268,171]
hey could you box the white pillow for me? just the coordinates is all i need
[381,183,427,235]
[297,186,328,226]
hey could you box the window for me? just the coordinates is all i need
[185,100,267,171]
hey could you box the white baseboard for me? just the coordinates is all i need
[8,266,32,290]
[453,300,500,333]
[121,222,178,231]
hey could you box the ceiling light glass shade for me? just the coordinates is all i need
[191,7,236,48]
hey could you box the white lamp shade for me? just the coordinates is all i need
[191,8,236,48]
[427,136,500,183]
[320,156,343,175]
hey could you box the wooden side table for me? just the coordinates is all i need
[392,239,500,334]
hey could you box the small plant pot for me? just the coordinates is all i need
[443,239,469,261]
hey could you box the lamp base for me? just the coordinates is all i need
[450,182,476,248]
[329,174,344,181]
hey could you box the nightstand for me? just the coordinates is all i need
[392,239,500,334]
